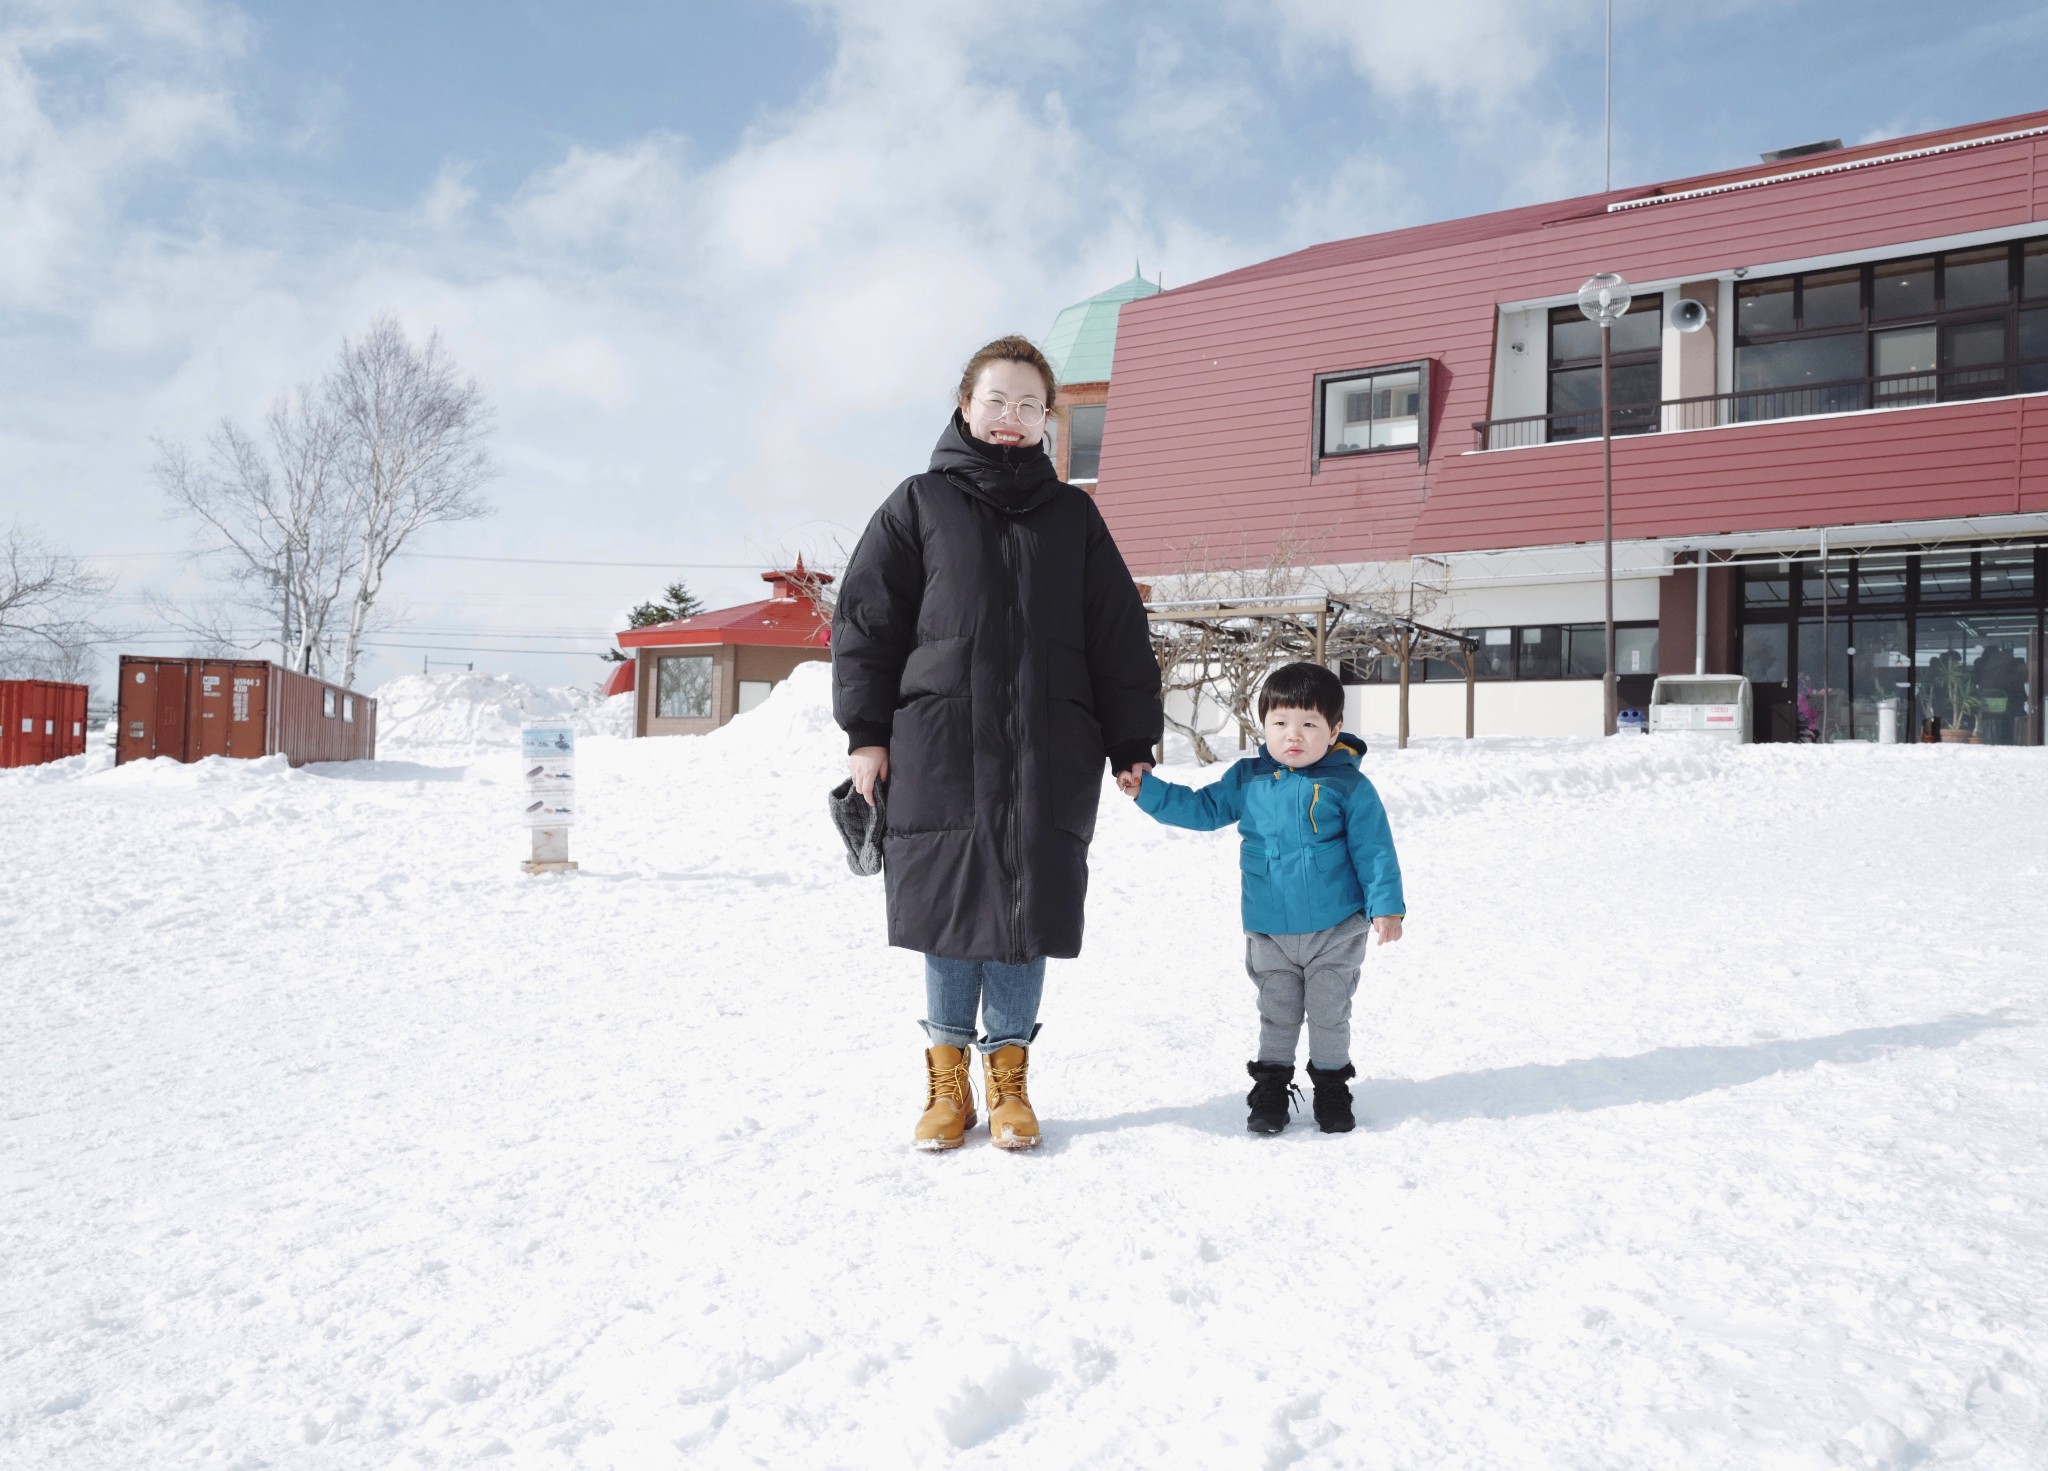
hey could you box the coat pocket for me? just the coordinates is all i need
[890,635,974,834]
[1047,639,1105,841]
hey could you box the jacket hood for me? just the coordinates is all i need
[929,411,1063,515]
[1252,732,1369,774]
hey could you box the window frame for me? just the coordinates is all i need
[655,652,717,721]
[1734,236,2048,410]
[1311,360,1431,468]
[1544,296,1664,443]
[1064,402,1107,484]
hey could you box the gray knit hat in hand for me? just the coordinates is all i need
[828,778,886,876]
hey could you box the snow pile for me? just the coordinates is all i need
[6,666,2048,1467]
[370,670,630,750]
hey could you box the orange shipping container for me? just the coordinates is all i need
[115,658,377,767]
[0,680,90,768]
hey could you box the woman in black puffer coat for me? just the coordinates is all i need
[833,335,1162,1152]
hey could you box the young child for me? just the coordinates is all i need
[1116,662,1404,1135]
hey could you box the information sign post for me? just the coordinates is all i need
[520,723,578,873]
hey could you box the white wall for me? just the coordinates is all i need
[1489,306,1548,421]
[1346,679,1606,740]
[1435,573,1663,626]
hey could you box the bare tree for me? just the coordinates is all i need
[0,523,113,681]
[152,390,357,673]
[155,313,495,688]
[1147,535,1323,761]
[329,314,494,688]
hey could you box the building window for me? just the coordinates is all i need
[1735,235,2048,420]
[657,654,714,719]
[322,688,337,718]
[1341,622,1655,682]
[342,695,355,723]
[1066,404,1105,482]
[1546,297,1662,442]
[736,679,773,714]
[1472,627,1513,679]
[1314,363,1428,462]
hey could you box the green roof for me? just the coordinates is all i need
[1042,269,1161,386]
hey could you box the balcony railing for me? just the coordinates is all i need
[1473,360,2048,451]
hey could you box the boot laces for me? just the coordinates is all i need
[926,1053,972,1108]
[985,1055,1030,1107]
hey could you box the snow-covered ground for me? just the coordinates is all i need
[370,671,633,751]
[5,663,2046,1468]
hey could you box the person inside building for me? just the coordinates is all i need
[832,334,1163,1152]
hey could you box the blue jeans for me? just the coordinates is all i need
[922,956,1045,1054]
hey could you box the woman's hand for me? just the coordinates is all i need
[1373,915,1403,945]
[1114,761,1151,798]
[850,746,890,806]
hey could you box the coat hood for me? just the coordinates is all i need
[1250,732,1369,775]
[929,411,1063,515]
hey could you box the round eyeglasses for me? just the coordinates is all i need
[973,393,1048,427]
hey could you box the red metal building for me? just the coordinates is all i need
[615,564,832,737]
[115,658,378,766]
[0,680,89,768]
[1096,111,2048,743]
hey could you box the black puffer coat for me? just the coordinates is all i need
[833,414,1162,962]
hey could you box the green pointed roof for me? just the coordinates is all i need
[1042,268,1162,386]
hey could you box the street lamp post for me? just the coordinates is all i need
[1578,271,1632,737]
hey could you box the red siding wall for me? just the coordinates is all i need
[1099,117,2048,574]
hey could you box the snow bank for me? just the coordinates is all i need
[6,658,2048,1467]
[370,670,633,750]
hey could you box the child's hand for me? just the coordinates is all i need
[1373,915,1403,945]
[1114,767,1145,798]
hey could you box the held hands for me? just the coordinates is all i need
[1373,915,1403,945]
[1114,761,1152,798]
[849,745,889,807]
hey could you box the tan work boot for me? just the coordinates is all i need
[914,1045,976,1152]
[983,1044,1040,1151]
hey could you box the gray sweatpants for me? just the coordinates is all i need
[1244,912,1372,1068]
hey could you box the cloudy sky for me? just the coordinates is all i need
[7,0,2048,691]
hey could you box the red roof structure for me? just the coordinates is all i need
[606,561,831,733]
[618,563,833,651]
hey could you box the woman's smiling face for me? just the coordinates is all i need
[961,360,1051,449]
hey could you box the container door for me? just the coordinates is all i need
[28,684,54,764]
[0,685,19,768]
[194,663,234,759]
[231,669,268,757]
[118,664,164,763]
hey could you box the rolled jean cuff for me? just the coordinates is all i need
[919,1018,976,1051]
[977,1022,1043,1055]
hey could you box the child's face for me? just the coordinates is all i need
[1263,706,1333,769]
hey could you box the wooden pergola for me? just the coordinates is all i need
[1144,595,1480,752]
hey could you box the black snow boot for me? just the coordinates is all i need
[1305,1061,1358,1133]
[1245,1061,1299,1135]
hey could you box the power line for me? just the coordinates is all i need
[400,553,769,569]
[80,549,771,570]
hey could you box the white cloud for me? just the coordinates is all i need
[0,0,242,306]
[1267,0,1596,114]
[5,0,1636,688]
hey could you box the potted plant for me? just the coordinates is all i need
[1930,655,1979,742]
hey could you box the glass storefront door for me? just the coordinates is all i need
[1913,614,2037,744]
[1848,618,1910,740]
[1796,620,1851,741]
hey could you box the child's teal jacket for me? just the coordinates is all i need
[1135,734,1404,936]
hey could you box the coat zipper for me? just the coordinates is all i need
[1000,518,1026,962]
[1310,782,1322,834]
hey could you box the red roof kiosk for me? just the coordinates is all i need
[614,565,832,737]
